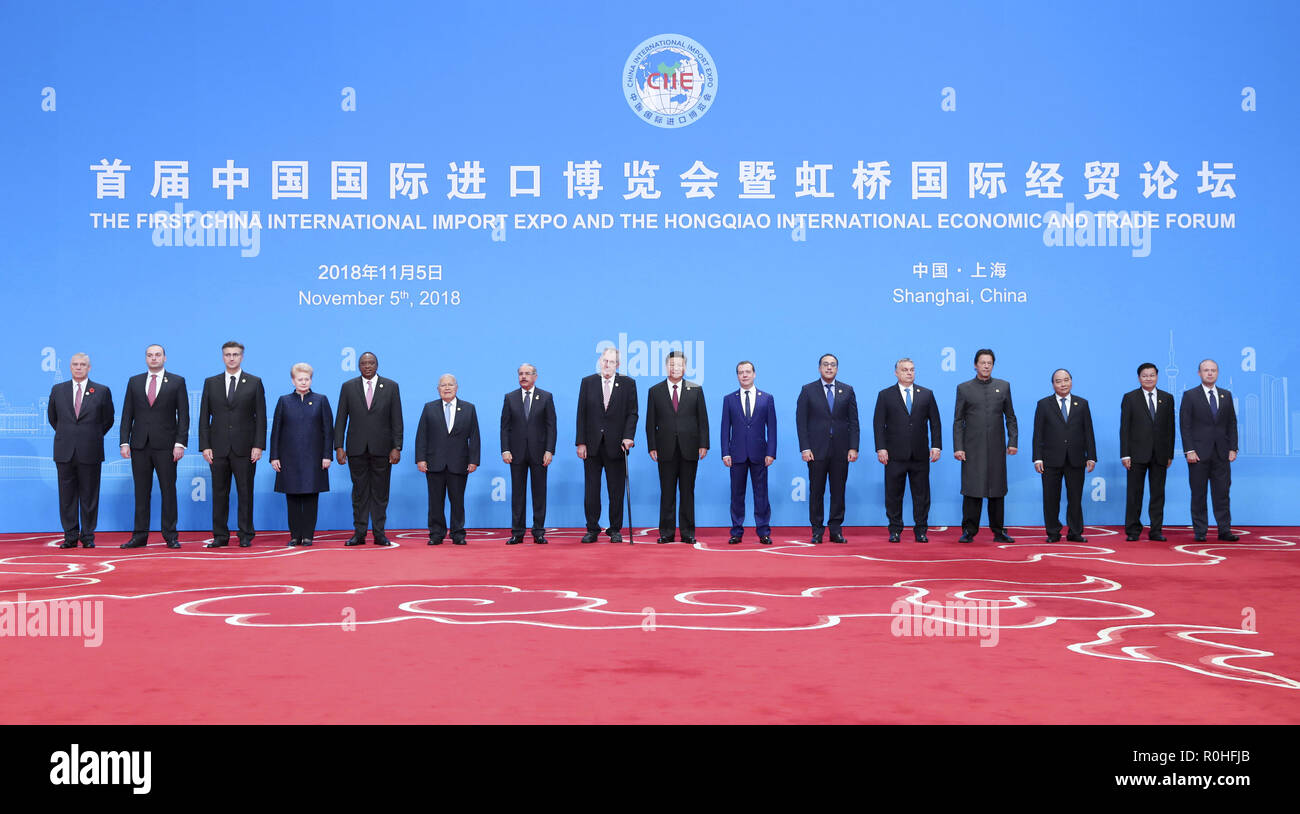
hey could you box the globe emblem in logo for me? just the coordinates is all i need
[623,34,717,128]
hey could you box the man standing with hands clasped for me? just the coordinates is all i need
[1119,362,1174,541]
[1032,369,1097,543]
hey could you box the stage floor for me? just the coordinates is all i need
[2,526,1297,724]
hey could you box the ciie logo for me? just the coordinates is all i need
[596,333,705,384]
[890,599,1000,647]
[50,744,151,795]
[0,592,103,647]
[623,34,717,128]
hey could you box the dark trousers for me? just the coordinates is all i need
[285,493,320,541]
[56,461,101,544]
[807,454,848,532]
[130,447,179,543]
[656,454,698,538]
[884,457,931,534]
[962,495,1006,537]
[426,469,467,542]
[1124,461,1167,537]
[1041,464,1085,537]
[583,447,626,533]
[729,458,771,538]
[509,456,548,537]
[1188,457,1232,536]
[347,453,392,537]
[210,452,256,544]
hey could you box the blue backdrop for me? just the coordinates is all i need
[2,0,1296,533]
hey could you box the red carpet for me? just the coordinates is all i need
[2,526,1298,724]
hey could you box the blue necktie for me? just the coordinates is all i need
[524,390,531,418]
[1060,396,1068,421]
[825,383,834,412]
[905,387,912,413]
[445,401,453,432]
[1209,389,1218,420]
[744,389,751,418]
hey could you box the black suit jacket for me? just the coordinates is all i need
[1119,387,1175,465]
[645,380,709,460]
[1032,394,1097,468]
[872,384,941,460]
[334,376,404,455]
[120,371,189,450]
[575,373,638,458]
[48,380,114,463]
[795,380,860,458]
[415,399,481,474]
[198,372,267,455]
[500,388,557,459]
[1179,386,1238,461]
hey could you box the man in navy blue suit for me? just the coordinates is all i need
[416,374,481,545]
[48,352,115,548]
[872,358,942,543]
[1179,359,1239,542]
[795,353,860,543]
[720,360,777,545]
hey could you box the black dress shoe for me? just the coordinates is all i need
[533,537,548,544]
[428,538,444,545]
[656,536,673,544]
[166,541,181,549]
[1046,535,1061,542]
[374,538,392,546]
[1066,534,1087,543]
[608,533,623,543]
[238,541,252,547]
[205,541,228,548]
[830,533,847,544]
[810,532,823,544]
[286,539,299,547]
[728,536,742,544]
[915,533,929,543]
[59,541,77,549]
[507,536,524,545]
[300,539,313,547]
[1148,533,1166,542]
[81,542,95,548]
[1125,534,1140,541]
[1218,532,1240,542]
[344,537,366,546]
[1193,535,1207,542]
[681,537,696,545]
[992,533,1015,543]
[581,532,598,543]
[957,533,974,543]
[121,541,147,549]
[759,536,773,545]
[888,532,901,543]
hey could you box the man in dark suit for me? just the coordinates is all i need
[500,362,556,544]
[119,344,188,549]
[198,341,266,548]
[795,353,860,543]
[953,348,1018,543]
[48,353,114,548]
[872,357,942,543]
[416,374,481,545]
[1179,359,1239,542]
[1119,362,1175,541]
[645,350,709,544]
[721,360,777,545]
[1032,369,1097,542]
[335,351,403,546]
[575,347,638,543]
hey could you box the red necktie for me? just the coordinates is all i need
[147,374,157,406]
[74,383,82,418]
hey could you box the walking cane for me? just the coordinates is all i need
[624,445,634,544]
